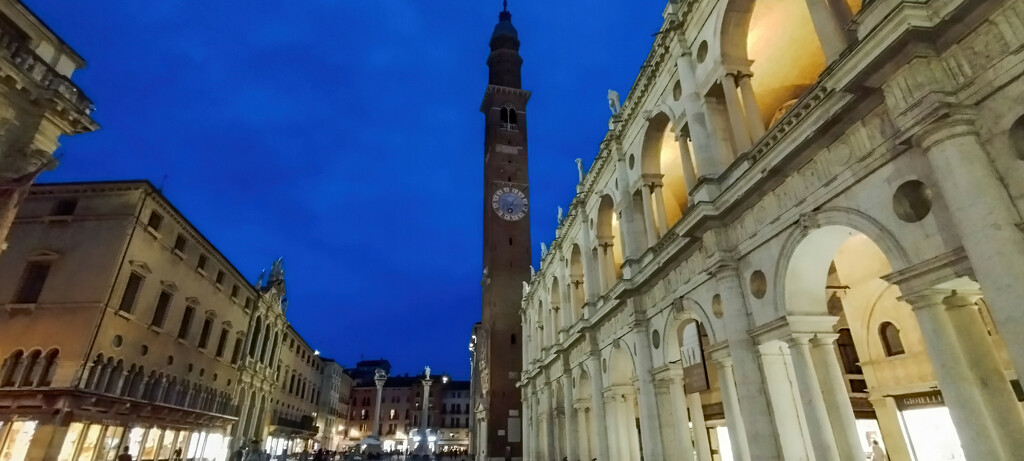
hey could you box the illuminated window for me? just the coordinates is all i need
[879,322,905,357]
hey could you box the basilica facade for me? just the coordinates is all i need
[519,0,1024,460]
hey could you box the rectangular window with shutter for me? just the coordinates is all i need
[118,272,144,313]
[14,261,51,304]
[177,305,195,340]
[151,291,172,327]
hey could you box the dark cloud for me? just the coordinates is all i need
[26,0,666,378]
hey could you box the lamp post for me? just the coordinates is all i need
[371,368,387,440]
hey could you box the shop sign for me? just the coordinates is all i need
[895,390,944,411]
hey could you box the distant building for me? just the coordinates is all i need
[317,358,353,451]
[346,367,470,455]
[345,358,392,386]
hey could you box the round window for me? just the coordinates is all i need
[749,270,768,299]
[139,345,149,356]
[652,330,661,349]
[892,180,933,223]
[673,81,683,101]
[111,335,123,348]
[712,294,724,319]
[696,41,709,64]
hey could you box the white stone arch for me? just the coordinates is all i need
[605,339,637,387]
[774,207,912,316]
[659,298,720,363]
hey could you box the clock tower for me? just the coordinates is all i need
[476,1,529,460]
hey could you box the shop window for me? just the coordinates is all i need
[13,261,51,304]
[151,291,172,328]
[879,322,905,357]
[51,198,78,216]
[147,211,163,232]
[177,305,196,340]
[118,272,145,314]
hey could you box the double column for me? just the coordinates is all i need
[631,321,666,461]
[785,334,861,461]
[586,351,611,461]
[640,173,671,244]
[804,0,854,62]
[721,72,764,154]
[903,290,1024,460]
[913,112,1024,383]
[661,369,697,461]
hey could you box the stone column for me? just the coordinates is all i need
[735,73,765,139]
[915,114,1024,383]
[371,371,386,439]
[804,0,851,62]
[544,391,556,461]
[905,291,1004,460]
[640,183,659,247]
[575,403,591,461]
[560,283,574,330]
[868,396,913,461]
[720,73,752,153]
[630,325,666,461]
[586,353,611,461]
[560,376,578,461]
[810,335,864,461]
[758,343,810,461]
[578,207,601,304]
[416,375,433,455]
[674,132,699,194]
[668,374,697,461]
[521,393,532,461]
[652,183,670,236]
[686,393,713,461]
[674,50,722,178]
[713,263,780,460]
[597,237,616,293]
[785,335,841,461]
[943,293,1024,454]
[715,360,751,461]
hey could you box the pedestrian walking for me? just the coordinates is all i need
[116,446,133,461]
[870,440,889,460]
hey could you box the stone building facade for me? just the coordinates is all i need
[519,0,1024,461]
[316,359,353,452]
[0,0,97,254]
[0,181,350,460]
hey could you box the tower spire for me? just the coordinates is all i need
[503,0,507,12]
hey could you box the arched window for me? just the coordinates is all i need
[879,322,905,357]
[18,350,42,387]
[0,351,24,387]
[35,349,58,387]
[508,108,518,126]
[500,107,509,125]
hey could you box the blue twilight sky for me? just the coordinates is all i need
[26,0,666,379]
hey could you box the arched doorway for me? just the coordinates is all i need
[606,344,641,461]
[781,224,1024,460]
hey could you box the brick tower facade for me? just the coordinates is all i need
[476,3,530,460]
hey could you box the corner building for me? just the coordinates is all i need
[520,0,1024,461]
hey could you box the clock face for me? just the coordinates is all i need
[491,187,528,221]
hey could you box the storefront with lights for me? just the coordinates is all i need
[0,389,236,461]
